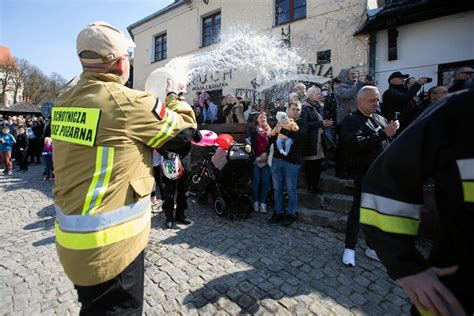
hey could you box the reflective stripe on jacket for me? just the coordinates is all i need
[359,89,474,313]
[53,72,197,286]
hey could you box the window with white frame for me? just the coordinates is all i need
[202,12,221,47]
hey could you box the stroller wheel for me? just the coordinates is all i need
[197,193,208,205]
[214,197,226,217]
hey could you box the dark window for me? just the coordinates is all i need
[317,50,331,64]
[388,28,398,61]
[275,0,306,25]
[154,33,167,62]
[202,12,221,47]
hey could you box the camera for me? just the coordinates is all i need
[426,77,433,83]
[365,74,373,82]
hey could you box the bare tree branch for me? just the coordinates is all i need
[0,57,17,106]
[11,58,31,103]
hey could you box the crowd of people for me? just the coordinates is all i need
[190,89,312,126]
[0,114,53,179]
[178,66,471,231]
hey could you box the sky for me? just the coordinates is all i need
[0,0,174,80]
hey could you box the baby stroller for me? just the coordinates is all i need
[190,132,253,218]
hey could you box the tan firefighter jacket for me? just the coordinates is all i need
[52,72,196,286]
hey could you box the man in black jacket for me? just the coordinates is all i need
[381,71,428,135]
[421,85,448,112]
[340,86,399,266]
[360,88,473,316]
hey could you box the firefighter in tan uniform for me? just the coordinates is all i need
[51,21,197,315]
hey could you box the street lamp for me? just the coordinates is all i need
[281,24,291,48]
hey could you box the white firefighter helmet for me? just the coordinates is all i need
[145,67,177,101]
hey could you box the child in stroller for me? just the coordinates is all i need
[190,132,253,218]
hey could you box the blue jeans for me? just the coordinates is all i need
[271,158,299,216]
[43,159,53,177]
[252,164,271,204]
[276,137,293,156]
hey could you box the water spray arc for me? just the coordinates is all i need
[145,25,306,98]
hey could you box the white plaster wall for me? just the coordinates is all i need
[375,11,474,93]
[130,0,368,95]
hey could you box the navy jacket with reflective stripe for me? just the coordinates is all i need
[361,88,474,292]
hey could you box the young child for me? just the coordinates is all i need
[16,126,29,172]
[271,111,299,156]
[1,126,17,175]
[42,137,53,180]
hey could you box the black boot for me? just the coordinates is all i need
[176,217,192,225]
[282,214,296,227]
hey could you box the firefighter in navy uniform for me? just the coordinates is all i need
[52,22,197,315]
[360,87,474,316]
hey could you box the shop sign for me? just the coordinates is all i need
[188,69,233,92]
[250,63,333,89]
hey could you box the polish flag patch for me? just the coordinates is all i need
[152,98,166,120]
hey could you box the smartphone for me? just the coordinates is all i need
[366,74,373,82]
[426,77,433,83]
[394,112,400,120]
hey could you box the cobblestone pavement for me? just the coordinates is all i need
[0,164,412,315]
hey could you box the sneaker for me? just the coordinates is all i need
[282,214,295,227]
[342,248,355,267]
[164,221,173,229]
[253,202,260,213]
[268,212,284,224]
[176,217,192,225]
[7,171,13,175]
[365,247,381,262]
[260,203,267,213]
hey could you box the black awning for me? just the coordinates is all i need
[355,1,474,35]
[0,103,42,115]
